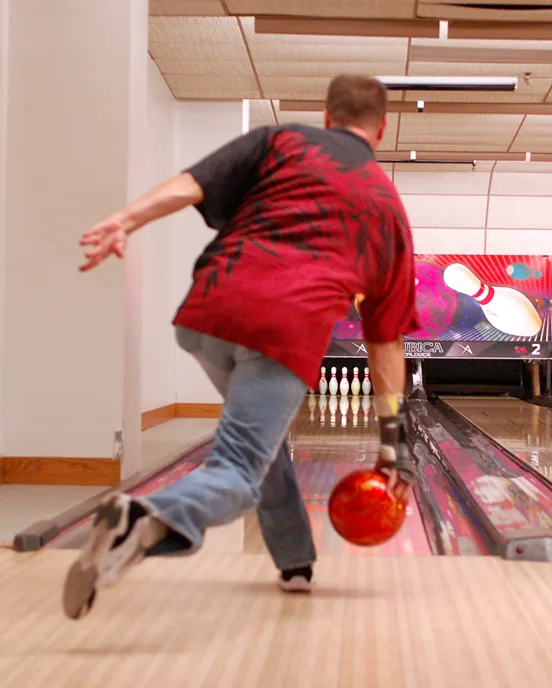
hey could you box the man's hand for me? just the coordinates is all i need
[79,218,128,272]
[382,469,411,501]
[77,173,204,273]
[375,435,415,502]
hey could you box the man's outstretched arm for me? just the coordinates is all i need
[79,173,203,272]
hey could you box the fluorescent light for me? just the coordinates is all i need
[377,76,517,92]
[242,99,250,133]
[379,159,477,167]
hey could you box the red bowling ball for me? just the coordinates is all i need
[328,470,407,546]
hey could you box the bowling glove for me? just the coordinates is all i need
[374,396,416,485]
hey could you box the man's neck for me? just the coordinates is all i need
[343,125,378,150]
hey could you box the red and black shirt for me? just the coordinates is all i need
[173,124,419,388]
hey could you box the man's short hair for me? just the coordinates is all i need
[326,75,388,128]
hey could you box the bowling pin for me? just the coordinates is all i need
[308,391,316,421]
[340,396,349,427]
[329,396,338,427]
[340,367,349,396]
[351,396,360,427]
[362,367,371,396]
[351,367,361,396]
[362,396,370,426]
[318,394,327,427]
[319,366,328,395]
[329,367,339,396]
[443,263,541,337]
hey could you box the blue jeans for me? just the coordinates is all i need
[140,327,317,571]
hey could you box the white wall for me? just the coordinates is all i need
[2,0,146,459]
[139,98,244,410]
[173,102,243,404]
[141,58,178,413]
[122,0,148,475]
[394,163,552,255]
[0,0,9,456]
[1,0,242,467]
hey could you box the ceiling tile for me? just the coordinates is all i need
[408,61,552,79]
[277,110,325,127]
[154,58,252,77]
[256,61,408,78]
[510,115,552,153]
[149,17,259,97]
[249,99,277,128]
[149,41,246,61]
[167,74,260,98]
[410,43,552,72]
[149,16,243,44]
[398,113,523,152]
[241,17,408,50]
[494,161,552,173]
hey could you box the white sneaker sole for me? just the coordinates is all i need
[278,575,314,593]
[62,493,147,620]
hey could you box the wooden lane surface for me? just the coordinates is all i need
[0,549,551,687]
[443,396,552,481]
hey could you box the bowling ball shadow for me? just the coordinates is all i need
[191,578,379,600]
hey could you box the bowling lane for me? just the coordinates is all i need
[442,396,552,481]
[48,396,431,557]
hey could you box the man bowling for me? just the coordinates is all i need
[64,74,419,619]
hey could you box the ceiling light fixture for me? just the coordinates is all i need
[379,158,478,170]
[377,76,517,91]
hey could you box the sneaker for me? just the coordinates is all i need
[62,493,163,620]
[278,565,314,593]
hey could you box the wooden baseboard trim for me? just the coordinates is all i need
[0,456,120,486]
[141,402,223,429]
[176,403,223,419]
[0,402,221,486]
[141,403,177,430]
